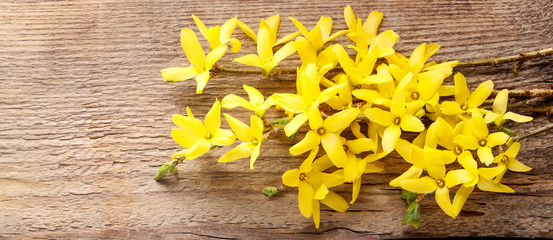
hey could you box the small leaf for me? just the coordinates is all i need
[411,203,421,227]
[262,186,279,196]
[288,132,298,143]
[270,117,290,125]
[402,210,411,226]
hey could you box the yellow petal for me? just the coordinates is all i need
[477,146,494,165]
[217,142,253,163]
[273,41,296,64]
[444,169,471,188]
[438,85,455,96]
[458,151,478,175]
[210,128,235,146]
[347,138,375,154]
[233,54,262,67]
[452,185,474,217]
[229,38,241,53]
[427,163,446,180]
[352,89,385,104]
[219,17,238,42]
[493,89,508,114]
[478,165,506,180]
[307,102,323,130]
[271,93,305,113]
[320,190,349,213]
[221,94,254,110]
[171,149,188,160]
[382,125,401,153]
[237,20,257,42]
[321,133,347,167]
[507,158,532,172]
[265,15,280,37]
[171,128,200,149]
[180,28,205,66]
[312,155,335,172]
[290,131,321,156]
[440,101,463,116]
[295,36,317,64]
[172,113,205,137]
[504,112,533,122]
[487,132,509,147]
[204,99,221,133]
[454,72,470,104]
[282,169,300,187]
[394,138,412,163]
[400,115,425,132]
[390,90,406,117]
[343,153,358,182]
[324,108,360,133]
[205,45,228,70]
[257,22,273,61]
[363,11,383,38]
[364,161,384,173]
[319,83,347,103]
[289,16,310,39]
[298,181,314,218]
[408,43,426,73]
[250,143,261,169]
[467,80,493,108]
[191,15,208,39]
[477,177,514,193]
[250,115,264,142]
[365,107,393,127]
[242,84,264,106]
[344,5,356,30]
[314,184,329,200]
[435,187,455,218]
[349,121,366,139]
[312,200,320,229]
[389,166,422,187]
[299,148,319,173]
[275,31,301,46]
[434,118,454,150]
[185,139,211,160]
[358,44,379,76]
[161,67,197,82]
[333,45,362,81]
[315,16,332,40]
[194,71,210,94]
[399,176,437,193]
[361,75,393,85]
[454,135,479,150]
[223,113,254,142]
[351,177,361,204]
[285,112,308,137]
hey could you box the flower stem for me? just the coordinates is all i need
[513,122,553,141]
[456,47,553,68]
[211,47,553,75]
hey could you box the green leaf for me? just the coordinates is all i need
[270,117,290,125]
[154,161,177,181]
[288,132,298,143]
[411,203,421,227]
[262,186,279,196]
[402,210,411,226]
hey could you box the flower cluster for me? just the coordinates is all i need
[159,6,533,228]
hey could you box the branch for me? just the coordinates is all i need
[456,47,553,68]
[513,122,553,141]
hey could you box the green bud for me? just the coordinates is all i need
[262,186,279,197]
[154,161,177,181]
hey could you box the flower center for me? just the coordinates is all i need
[251,139,259,146]
[205,131,212,139]
[436,179,445,188]
[453,145,463,155]
[461,102,468,111]
[317,127,326,135]
[501,155,509,163]
[393,117,401,125]
[411,91,420,100]
[299,172,308,181]
[479,139,487,147]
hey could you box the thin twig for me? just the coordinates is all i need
[513,122,553,141]
[456,47,553,68]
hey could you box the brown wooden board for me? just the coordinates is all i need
[0,0,552,239]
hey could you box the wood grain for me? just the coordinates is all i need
[0,0,552,239]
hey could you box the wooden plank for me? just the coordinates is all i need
[0,0,552,238]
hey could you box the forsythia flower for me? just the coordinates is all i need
[486,89,533,125]
[171,100,235,160]
[289,103,360,167]
[161,28,227,94]
[234,18,297,76]
[221,84,273,118]
[218,114,264,169]
[282,148,348,228]
[290,16,348,51]
[440,73,493,117]
[192,15,242,52]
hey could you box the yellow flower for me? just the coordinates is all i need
[161,28,227,94]
[453,112,509,165]
[218,114,264,169]
[399,164,471,218]
[294,37,338,77]
[289,103,360,167]
[237,15,299,46]
[289,16,348,51]
[487,142,532,182]
[282,148,348,228]
[234,16,299,76]
[221,85,273,118]
[440,73,493,117]
[485,89,533,125]
[365,91,425,153]
[271,64,345,136]
[192,15,241,52]
[333,44,393,86]
[171,100,235,160]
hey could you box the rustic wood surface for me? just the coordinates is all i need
[1,0,552,239]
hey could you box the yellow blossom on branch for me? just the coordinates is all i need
[218,114,264,169]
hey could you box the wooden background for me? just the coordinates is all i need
[1,0,552,239]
